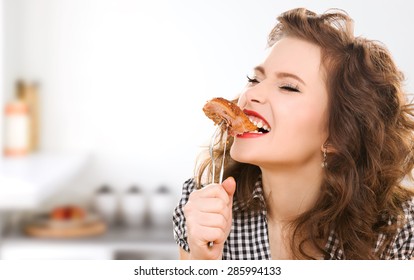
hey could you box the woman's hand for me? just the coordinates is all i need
[183,176,236,259]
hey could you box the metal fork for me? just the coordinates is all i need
[209,122,228,184]
[207,122,228,248]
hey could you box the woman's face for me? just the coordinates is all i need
[230,37,329,169]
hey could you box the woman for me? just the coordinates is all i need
[173,8,414,259]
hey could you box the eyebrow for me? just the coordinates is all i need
[254,66,306,86]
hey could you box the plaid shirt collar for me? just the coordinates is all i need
[233,178,267,215]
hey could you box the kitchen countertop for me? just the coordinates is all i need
[0,224,177,259]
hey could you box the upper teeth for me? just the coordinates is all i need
[249,116,271,132]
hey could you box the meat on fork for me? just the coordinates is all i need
[202,97,257,136]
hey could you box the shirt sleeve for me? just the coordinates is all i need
[172,178,197,253]
[387,197,414,260]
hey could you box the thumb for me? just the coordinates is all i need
[222,176,236,198]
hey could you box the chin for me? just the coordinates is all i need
[230,145,260,165]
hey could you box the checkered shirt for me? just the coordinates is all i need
[173,178,414,259]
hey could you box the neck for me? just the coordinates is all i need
[260,160,323,223]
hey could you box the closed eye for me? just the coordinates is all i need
[246,75,259,84]
[280,85,300,93]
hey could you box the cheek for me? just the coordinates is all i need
[274,101,327,148]
[287,106,328,146]
[298,109,325,132]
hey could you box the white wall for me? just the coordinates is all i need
[2,0,414,202]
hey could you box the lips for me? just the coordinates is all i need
[237,109,271,138]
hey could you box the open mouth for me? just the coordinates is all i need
[244,110,271,134]
[248,117,271,134]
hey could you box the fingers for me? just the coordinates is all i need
[186,212,229,245]
[188,224,229,246]
[187,210,229,231]
[182,177,237,259]
[185,182,233,223]
[184,197,231,233]
[197,183,231,205]
[193,197,230,215]
[222,176,236,197]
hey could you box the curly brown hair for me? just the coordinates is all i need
[196,8,414,259]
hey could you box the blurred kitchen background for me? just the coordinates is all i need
[0,0,413,260]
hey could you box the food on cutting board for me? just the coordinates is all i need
[50,205,86,221]
[202,97,257,136]
[24,205,106,238]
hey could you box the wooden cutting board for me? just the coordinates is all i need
[24,216,107,238]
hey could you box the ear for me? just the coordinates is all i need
[321,142,337,154]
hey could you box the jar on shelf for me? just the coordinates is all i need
[16,80,40,152]
[3,100,30,157]
[120,185,147,228]
[148,185,174,228]
[93,185,118,226]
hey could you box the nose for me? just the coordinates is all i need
[238,84,267,108]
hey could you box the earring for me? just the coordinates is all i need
[321,144,328,168]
